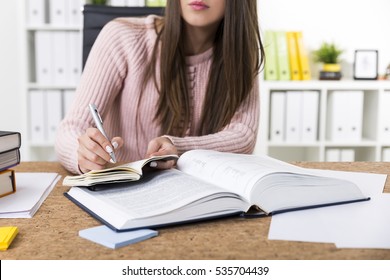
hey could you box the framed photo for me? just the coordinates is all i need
[353,50,378,80]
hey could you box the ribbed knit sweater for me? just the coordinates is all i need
[55,15,260,174]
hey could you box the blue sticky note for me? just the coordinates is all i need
[79,225,158,249]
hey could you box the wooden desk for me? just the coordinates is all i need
[1,161,389,260]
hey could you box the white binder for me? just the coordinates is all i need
[127,0,145,6]
[49,0,68,25]
[27,0,46,25]
[46,90,63,143]
[327,91,364,142]
[301,91,319,142]
[285,91,302,142]
[29,90,46,143]
[340,149,355,162]
[379,92,390,142]
[382,148,390,161]
[52,31,69,85]
[111,0,127,6]
[68,32,82,86]
[35,31,53,85]
[68,0,83,26]
[270,91,286,142]
[325,148,340,161]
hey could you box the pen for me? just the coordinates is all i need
[89,103,117,163]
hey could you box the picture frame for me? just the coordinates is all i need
[353,50,378,80]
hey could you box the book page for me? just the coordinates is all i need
[177,150,309,200]
[69,169,241,223]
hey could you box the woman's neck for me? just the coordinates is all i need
[183,23,219,56]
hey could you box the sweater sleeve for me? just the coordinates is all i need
[166,77,260,155]
[55,20,129,174]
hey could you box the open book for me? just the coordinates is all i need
[65,150,369,231]
[62,154,179,187]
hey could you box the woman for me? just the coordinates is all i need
[55,0,264,174]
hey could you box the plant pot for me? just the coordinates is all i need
[319,64,342,80]
[322,63,341,72]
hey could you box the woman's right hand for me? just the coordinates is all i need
[77,127,123,173]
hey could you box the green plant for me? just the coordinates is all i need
[92,0,107,5]
[313,42,343,64]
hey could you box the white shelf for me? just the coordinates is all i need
[27,25,82,31]
[255,80,390,162]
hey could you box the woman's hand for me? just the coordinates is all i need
[146,136,178,169]
[77,127,123,173]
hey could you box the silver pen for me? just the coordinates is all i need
[89,103,117,163]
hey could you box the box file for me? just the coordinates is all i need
[270,91,286,142]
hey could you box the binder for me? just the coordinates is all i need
[264,31,278,80]
[68,0,83,26]
[29,90,46,143]
[345,91,364,142]
[111,0,127,6]
[325,148,340,161]
[146,0,161,7]
[340,149,355,162]
[49,0,68,25]
[295,31,311,80]
[269,91,286,142]
[35,31,54,84]
[301,91,319,142]
[27,0,46,25]
[127,0,145,6]
[382,148,390,161]
[46,90,63,143]
[379,91,390,142]
[286,31,301,80]
[68,32,82,86]
[52,31,69,85]
[327,91,364,142]
[274,31,291,80]
[285,91,301,142]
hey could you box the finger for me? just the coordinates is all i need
[78,147,107,172]
[86,128,113,162]
[150,159,176,170]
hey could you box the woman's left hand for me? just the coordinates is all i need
[145,136,178,169]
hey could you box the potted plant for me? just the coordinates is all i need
[92,0,107,5]
[313,42,343,80]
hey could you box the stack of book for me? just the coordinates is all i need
[264,30,311,81]
[0,131,21,198]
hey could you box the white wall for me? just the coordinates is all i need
[258,0,390,78]
[0,1,25,135]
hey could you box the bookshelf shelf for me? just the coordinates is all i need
[254,80,390,162]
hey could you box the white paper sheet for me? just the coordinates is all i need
[268,172,390,249]
[0,172,60,218]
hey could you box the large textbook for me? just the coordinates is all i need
[65,150,369,231]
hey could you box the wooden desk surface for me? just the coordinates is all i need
[1,161,389,260]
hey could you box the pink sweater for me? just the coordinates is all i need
[55,15,260,174]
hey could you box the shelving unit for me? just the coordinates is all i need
[254,80,390,162]
[23,0,87,161]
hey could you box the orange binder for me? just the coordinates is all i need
[295,31,311,80]
[286,31,301,80]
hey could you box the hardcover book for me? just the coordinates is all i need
[65,150,369,231]
[0,131,21,153]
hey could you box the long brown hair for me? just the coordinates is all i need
[144,0,264,136]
